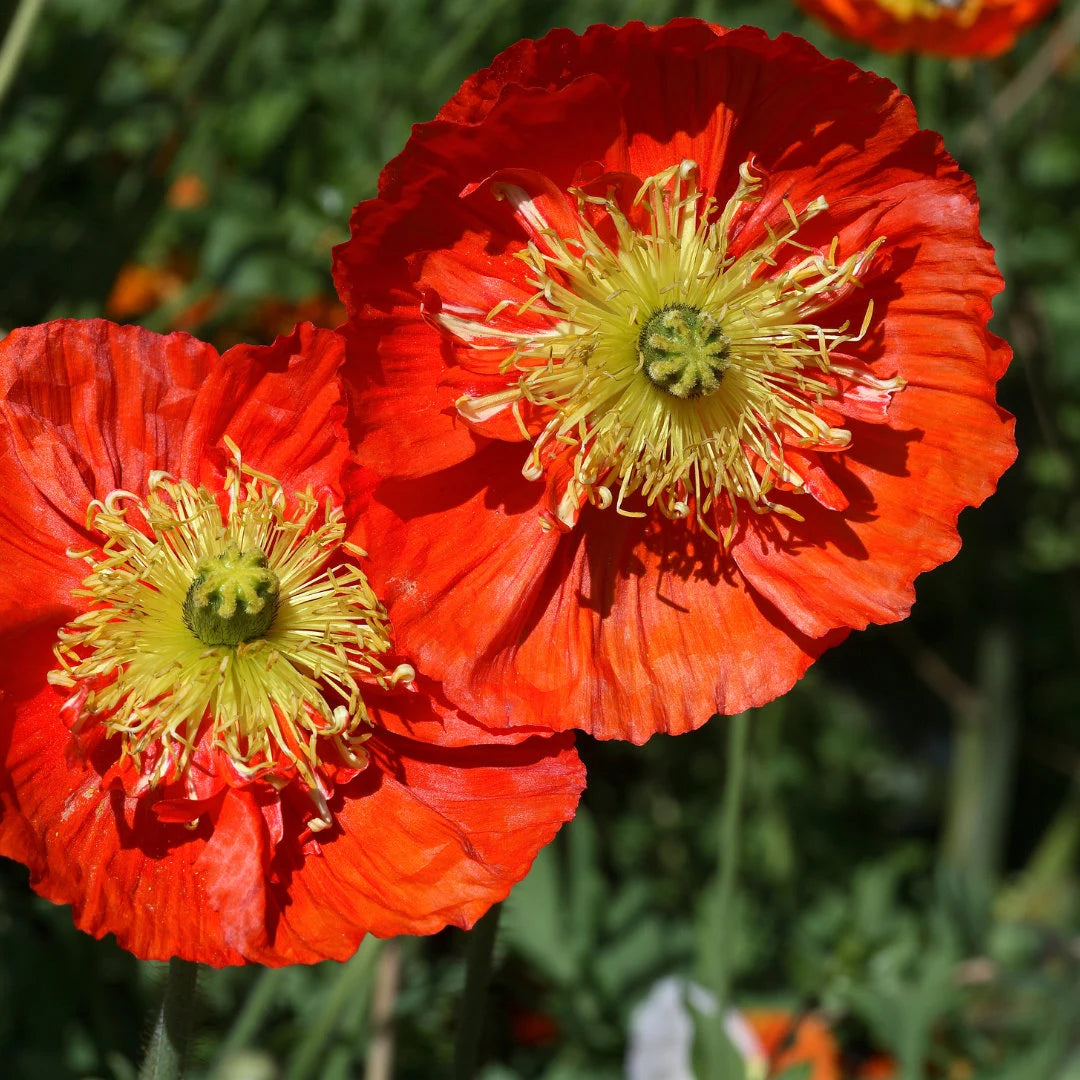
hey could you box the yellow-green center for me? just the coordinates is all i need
[183,542,281,646]
[638,304,731,399]
[49,443,414,806]
[447,160,896,544]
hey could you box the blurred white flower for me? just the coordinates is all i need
[625,977,768,1080]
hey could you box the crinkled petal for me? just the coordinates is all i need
[270,729,584,956]
[181,322,350,498]
[0,321,217,631]
[360,455,843,741]
[733,391,1016,638]
[0,629,584,965]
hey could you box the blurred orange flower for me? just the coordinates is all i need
[744,1009,842,1080]
[795,0,1060,57]
[106,263,185,319]
[857,1055,899,1078]
[105,259,219,330]
[252,295,346,339]
[167,171,209,210]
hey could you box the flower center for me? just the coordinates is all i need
[183,543,280,646]
[443,160,900,544]
[875,0,979,22]
[638,304,731,400]
[49,440,412,815]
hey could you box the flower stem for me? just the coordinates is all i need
[213,967,286,1064]
[452,903,502,1080]
[139,958,199,1080]
[940,625,1017,925]
[363,939,403,1080]
[701,711,751,1080]
[903,52,918,106]
[284,938,382,1080]
[0,0,46,117]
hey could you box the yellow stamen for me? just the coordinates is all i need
[448,160,898,543]
[48,440,413,797]
[874,0,981,24]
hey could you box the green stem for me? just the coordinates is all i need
[212,967,286,1066]
[903,52,919,113]
[0,0,46,116]
[285,938,383,1080]
[139,958,200,1080]
[452,903,503,1080]
[701,711,751,1080]
[940,626,1017,928]
[363,939,403,1080]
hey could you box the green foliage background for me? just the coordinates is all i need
[0,1,1078,1078]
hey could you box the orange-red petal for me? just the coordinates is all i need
[336,22,1015,740]
[794,0,1060,58]
[0,631,584,964]
[0,317,586,964]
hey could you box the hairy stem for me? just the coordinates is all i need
[139,958,199,1080]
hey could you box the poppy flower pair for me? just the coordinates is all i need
[0,19,1014,965]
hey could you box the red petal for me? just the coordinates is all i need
[734,390,1016,638]
[0,321,218,631]
[195,791,272,956]
[0,631,245,964]
[367,674,563,749]
[0,320,352,632]
[271,730,584,955]
[360,454,840,741]
[0,627,584,965]
[181,322,349,498]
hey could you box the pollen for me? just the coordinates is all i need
[447,159,900,543]
[47,440,413,803]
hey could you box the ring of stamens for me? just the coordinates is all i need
[48,439,413,811]
[875,0,978,23]
[445,159,897,544]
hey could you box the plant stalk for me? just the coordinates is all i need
[139,958,200,1080]
[364,939,403,1080]
[452,903,503,1080]
[285,938,383,1080]
[0,0,46,117]
[940,625,1018,926]
[701,711,751,1080]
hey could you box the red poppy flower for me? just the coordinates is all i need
[0,319,584,967]
[794,0,1059,58]
[333,21,1016,742]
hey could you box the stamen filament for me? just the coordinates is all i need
[442,159,899,540]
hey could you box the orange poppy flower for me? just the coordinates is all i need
[0,319,584,966]
[794,0,1059,58]
[744,1009,841,1080]
[333,21,1015,742]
